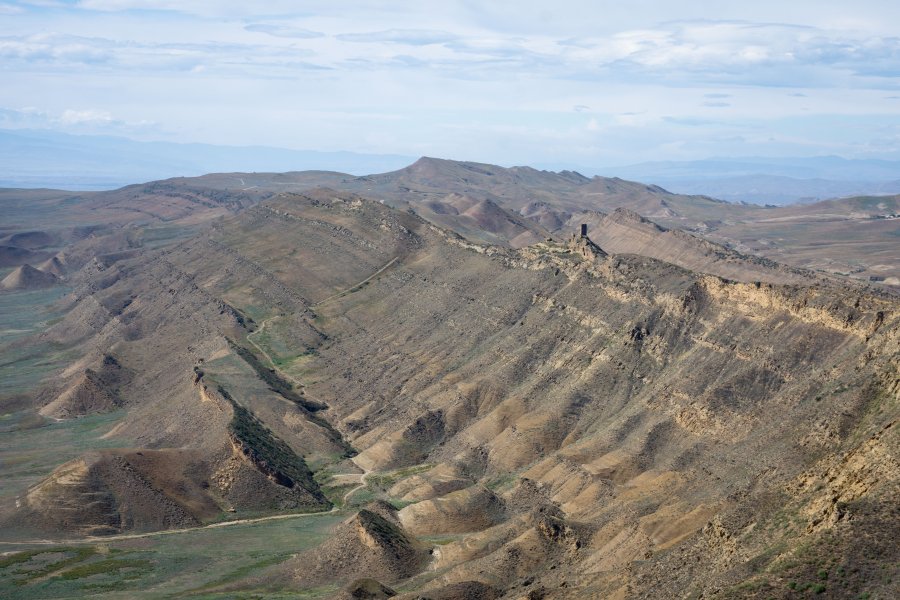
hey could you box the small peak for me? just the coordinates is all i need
[559,169,590,183]
[407,156,455,172]
[1,263,59,290]
[611,207,648,222]
[38,255,67,277]
[411,156,442,167]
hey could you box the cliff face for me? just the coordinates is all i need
[289,207,896,596]
[6,189,898,597]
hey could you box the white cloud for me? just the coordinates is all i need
[336,29,459,45]
[59,108,113,124]
[244,24,324,39]
[14,1,69,8]
[558,21,900,87]
[0,32,324,75]
[70,0,410,18]
[0,105,158,135]
[0,33,113,63]
[2,3,899,163]
[74,0,293,14]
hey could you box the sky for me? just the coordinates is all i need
[1,1,900,167]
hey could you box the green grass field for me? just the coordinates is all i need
[0,285,72,398]
[0,410,127,527]
[0,511,345,598]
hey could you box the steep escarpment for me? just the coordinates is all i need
[284,204,897,596]
[220,386,328,507]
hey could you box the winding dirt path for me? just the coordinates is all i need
[333,468,371,506]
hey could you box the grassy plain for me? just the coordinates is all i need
[0,286,72,398]
[0,511,344,599]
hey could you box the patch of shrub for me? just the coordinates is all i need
[2,547,97,584]
[219,386,328,506]
[59,558,151,580]
[227,339,324,412]
[226,339,355,457]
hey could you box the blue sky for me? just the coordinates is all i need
[1,1,899,166]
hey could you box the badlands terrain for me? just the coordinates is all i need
[0,159,898,599]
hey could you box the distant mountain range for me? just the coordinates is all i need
[0,129,415,190]
[578,156,900,205]
[2,128,899,204]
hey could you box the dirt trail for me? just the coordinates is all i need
[313,256,399,308]
[0,510,335,547]
[336,467,371,506]
[245,317,307,391]
[246,255,400,389]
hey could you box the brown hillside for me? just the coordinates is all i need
[0,244,44,267]
[0,263,58,290]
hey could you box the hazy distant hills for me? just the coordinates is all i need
[583,156,900,205]
[4,128,900,205]
[596,156,900,182]
[656,175,900,205]
[0,129,414,190]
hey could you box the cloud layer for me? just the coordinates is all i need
[1,1,899,164]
